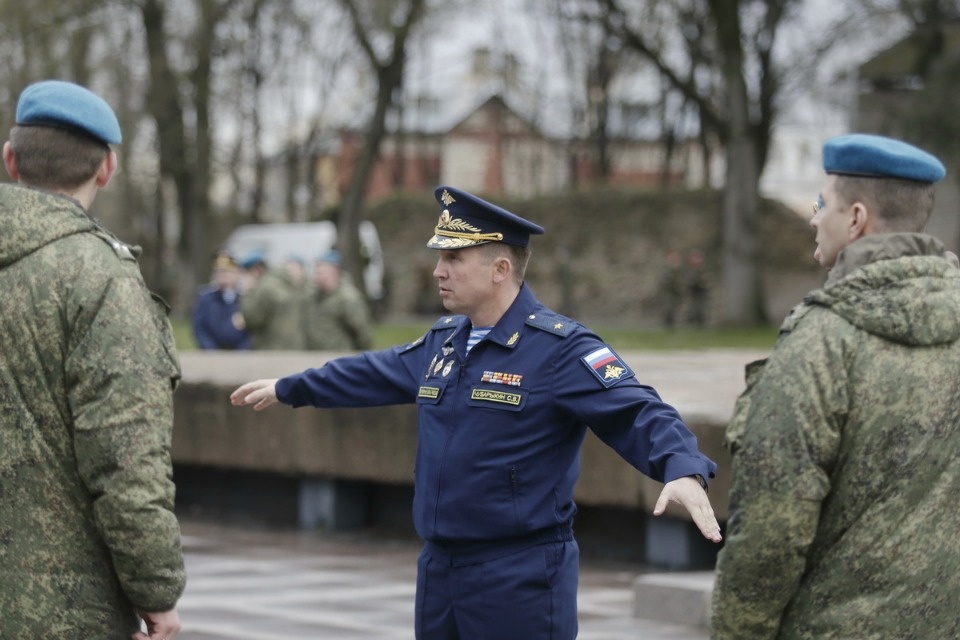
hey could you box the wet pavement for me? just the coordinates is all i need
[177,519,709,640]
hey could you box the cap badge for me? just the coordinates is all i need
[437,212,482,234]
[441,189,456,206]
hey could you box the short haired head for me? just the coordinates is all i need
[822,134,945,232]
[9,80,121,190]
[16,80,122,146]
[426,186,544,250]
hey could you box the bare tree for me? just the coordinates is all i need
[334,0,428,293]
[585,0,797,325]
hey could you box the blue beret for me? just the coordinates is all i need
[316,249,342,265]
[822,134,944,183]
[16,80,122,145]
[238,250,267,269]
[427,186,544,249]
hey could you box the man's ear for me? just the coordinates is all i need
[3,142,19,181]
[849,201,870,240]
[492,255,513,284]
[95,150,118,188]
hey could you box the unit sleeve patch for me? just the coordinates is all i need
[580,345,634,387]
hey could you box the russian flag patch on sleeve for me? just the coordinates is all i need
[580,346,634,387]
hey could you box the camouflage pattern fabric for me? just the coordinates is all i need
[303,278,373,351]
[240,268,307,350]
[0,184,185,638]
[712,233,960,639]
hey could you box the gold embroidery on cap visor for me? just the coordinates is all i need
[427,209,504,248]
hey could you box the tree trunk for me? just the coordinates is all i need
[338,64,403,293]
[140,0,196,307]
[721,134,764,324]
[337,0,427,295]
[714,0,765,325]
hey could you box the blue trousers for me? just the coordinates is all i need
[415,539,579,639]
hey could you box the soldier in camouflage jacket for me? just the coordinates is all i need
[240,261,308,350]
[303,250,373,351]
[0,81,185,639]
[712,134,960,638]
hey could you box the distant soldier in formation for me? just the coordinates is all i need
[0,80,184,639]
[238,250,307,350]
[659,249,684,328]
[684,248,708,327]
[191,251,251,350]
[303,249,373,351]
[712,134,960,638]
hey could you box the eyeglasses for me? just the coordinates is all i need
[812,195,824,215]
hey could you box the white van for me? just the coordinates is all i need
[222,221,385,304]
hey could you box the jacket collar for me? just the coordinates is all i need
[827,232,946,284]
[483,283,538,350]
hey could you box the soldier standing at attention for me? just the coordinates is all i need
[191,251,252,350]
[303,249,373,351]
[712,134,960,638]
[238,250,307,350]
[231,185,722,640]
[0,81,185,639]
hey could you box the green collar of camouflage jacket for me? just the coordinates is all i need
[812,232,960,346]
[826,233,949,284]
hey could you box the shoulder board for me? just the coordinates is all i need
[431,315,465,331]
[779,301,815,336]
[399,315,464,353]
[91,230,139,262]
[525,311,577,337]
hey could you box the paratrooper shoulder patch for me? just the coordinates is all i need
[580,345,634,388]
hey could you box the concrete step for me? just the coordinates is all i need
[633,571,714,629]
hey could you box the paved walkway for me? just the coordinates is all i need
[177,520,709,640]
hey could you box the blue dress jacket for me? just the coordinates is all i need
[276,284,716,543]
[191,286,251,350]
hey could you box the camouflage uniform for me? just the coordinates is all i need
[240,268,306,350]
[712,233,960,639]
[303,277,373,351]
[0,185,185,637]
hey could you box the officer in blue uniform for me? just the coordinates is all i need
[231,186,722,640]
[191,252,252,350]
